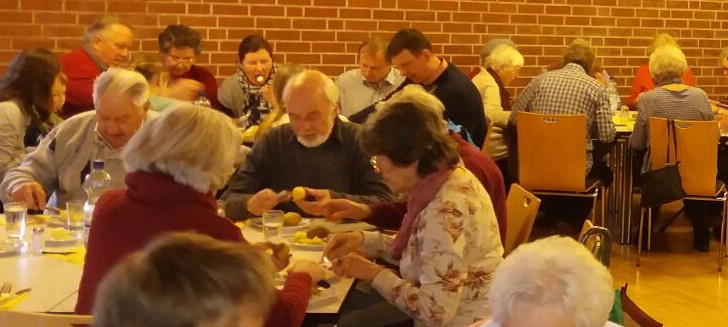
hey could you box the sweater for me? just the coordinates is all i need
[628,64,695,107]
[61,47,104,119]
[174,64,221,111]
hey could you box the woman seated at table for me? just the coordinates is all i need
[324,86,504,327]
[0,48,65,179]
[628,33,695,108]
[76,104,325,327]
[94,233,277,327]
[629,45,716,252]
[471,44,523,187]
[129,52,206,112]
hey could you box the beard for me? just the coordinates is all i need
[296,119,335,148]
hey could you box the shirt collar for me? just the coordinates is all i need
[358,68,398,88]
[83,44,108,71]
[423,57,448,86]
[563,63,587,74]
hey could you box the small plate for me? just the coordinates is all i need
[0,241,22,257]
[250,218,311,233]
[290,241,325,251]
[309,288,337,308]
[45,237,79,247]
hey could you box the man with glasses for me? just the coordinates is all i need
[61,15,133,119]
[158,24,220,110]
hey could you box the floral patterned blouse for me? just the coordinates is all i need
[361,166,504,327]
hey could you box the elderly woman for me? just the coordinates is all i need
[629,46,716,252]
[94,233,277,327]
[471,236,618,327]
[629,33,695,107]
[471,44,523,186]
[0,48,65,179]
[219,34,276,128]
[324,86,504,327]
[76,104,325,327]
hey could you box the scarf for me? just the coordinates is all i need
[486,67,512,111]
[236,66,276,128]
[389,162,453,260]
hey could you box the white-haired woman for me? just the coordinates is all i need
[471,44,523,186]
[629,33,696,107]
[76,104,325,327]
[470,236,618,327]
[629,46,716,252]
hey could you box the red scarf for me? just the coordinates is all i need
[389,162,453,260]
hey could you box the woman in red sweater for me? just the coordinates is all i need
[76,104,323,327]
[629,33,695,108]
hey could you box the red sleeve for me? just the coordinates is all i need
[265,272,312,327]
[198,66,221,110]
[683,67,696,86]
[367,201,407,230]
[61,50,99,118]
[628,65,652,108]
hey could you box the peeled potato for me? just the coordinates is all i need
[242,125,259,142]
[306,226,330,239]
[283,212,302,226]
[291,186,306,201]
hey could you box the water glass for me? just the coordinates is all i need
[3,202,27,242]
[66,201,85,231]
[262,210,283,241]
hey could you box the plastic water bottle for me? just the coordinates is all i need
[82,160,111,246]
[607,78,621,115]
[193,91,212,108]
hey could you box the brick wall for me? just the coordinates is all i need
[1,0,727,100]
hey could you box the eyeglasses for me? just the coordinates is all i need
[369,156,380,174]
[167,55,195,64]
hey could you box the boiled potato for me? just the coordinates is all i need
[283,212,302,226]
[291,186,306,201]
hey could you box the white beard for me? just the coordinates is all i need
[297,131,330,148]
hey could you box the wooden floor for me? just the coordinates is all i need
[609,209,728,326]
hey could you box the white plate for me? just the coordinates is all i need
[308,288,337,308]
[0,241,22,257]
[290,241,325,251]
[45,237,79,247]
[250,217,311,233]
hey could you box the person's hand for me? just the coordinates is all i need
[293,188,331,216]
[593,71,607,87]
[322,198,372,222]
[253,242,291,271]
[10,182,47,211]
[247,188,280,216]
[289,260,326,282]
[165,78,204,101]
[331,252,384,281]
[323,232,364,260]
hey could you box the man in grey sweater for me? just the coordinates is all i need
[1,68,154,210]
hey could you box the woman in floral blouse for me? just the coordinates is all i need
[325,85,504,327]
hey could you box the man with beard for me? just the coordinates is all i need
[222,70,393,220]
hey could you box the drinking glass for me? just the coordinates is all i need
[262,210,283,241]
[66,201,85,231]
[3,202,27,242]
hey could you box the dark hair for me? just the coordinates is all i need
[158,25,202,54]
[0,48,60,124]
[360,102,458,176]
[93,232,276,327]
[563,44,595,73]
[238,35,273,61]
[385,29,431,62]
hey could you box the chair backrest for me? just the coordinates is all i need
[516,112,588,192]
[504,183,541,256]
[648,117,720,196]
[579,225,613,267]
[0,311,92,327]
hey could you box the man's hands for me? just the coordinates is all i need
[10,182,47,211]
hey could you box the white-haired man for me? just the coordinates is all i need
[472,236,620,327]
[222,69,392,220]
[61,15,133,118]
[1,68,154,210]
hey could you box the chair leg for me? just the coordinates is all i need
[720,200,727,272]
[647,207,653,252]
[601,187,606,227]
[591,192,599,226]
[637,208,645,267]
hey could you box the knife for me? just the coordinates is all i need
[0,288,31,306]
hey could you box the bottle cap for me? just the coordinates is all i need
[92,160,104,170]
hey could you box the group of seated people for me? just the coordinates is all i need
[1,13,728,327]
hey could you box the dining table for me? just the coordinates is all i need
[0,215,375,318]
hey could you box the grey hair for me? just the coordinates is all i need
[122,104,242,193]
[83,15,131,44]
[282,69,339,108]
[489,236,614,327]
[93,68,150,109]
[563,43,595,73]
[375,84,447,132]
[649,46,687,84]
[479,38,516,65]
[648,33,678,54]
[485,45,524,71]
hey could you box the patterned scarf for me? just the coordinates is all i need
[389,162,453,260]
[236,66,276,128]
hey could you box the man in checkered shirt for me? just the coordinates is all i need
[510,43,616,175]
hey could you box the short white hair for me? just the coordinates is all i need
[489,236,614,327]
[485,45,525,71]
[93,67,150,109]
[83,15,131,44]
[282,69,339,108]
[122,104,242,193]
[649,46,687,83]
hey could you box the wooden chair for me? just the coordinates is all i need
[503,183,541,256]
[515,112,606,226]
[636,118,727,270]
[579,219,613,267]
[0,311,92,327]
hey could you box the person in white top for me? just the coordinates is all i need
[471,236,621,327]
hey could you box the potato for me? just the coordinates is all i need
[291,186,307,201]
[283,212,302,226]
[306,226,330,239]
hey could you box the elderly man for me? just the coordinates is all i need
[1,68,154,210]
[336,36,404,117]
[349,28,487,148]
[61,15,133,119]
[158,24,219,110]
[221,69,392,220]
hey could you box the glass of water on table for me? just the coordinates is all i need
[262,210,284,242]
[3,202,27,245]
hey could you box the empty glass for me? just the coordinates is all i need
[66,201,85,231]
[3,202,27,242]
[262,210,283,241]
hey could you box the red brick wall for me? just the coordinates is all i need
[1,0,727,100]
